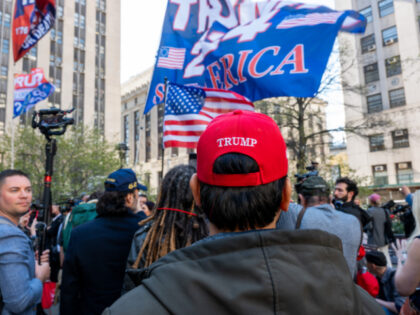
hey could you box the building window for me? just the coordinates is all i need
[158,105,164,159]
[392,129,409,148]
[389,88,406,108]
[385,56,401,77]
[360,7,373,23]
[171,147,179,156]
[0,66,7,77]
[364,63,379,84]
[361,34,376,54]
[145,113,151,162]
[396,162,413,185]
[367,94,382,113]
[382,26,398,46]
[0,79,7,94]
[0,108,5,122]
[378,0,394,17]
[134,110,140,164]
[369,134,385,152]
[2,39,9,54]
[123,115,130,146]
[372,165,388,186]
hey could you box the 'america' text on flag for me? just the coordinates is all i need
[163,83,254,148]
[144,0,367,114]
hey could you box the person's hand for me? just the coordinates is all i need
[401,186,411,197]
[392,239,408,265]
[35,249,50,282]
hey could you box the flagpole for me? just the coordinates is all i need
[11,119,15,169]
[161,78,168,182]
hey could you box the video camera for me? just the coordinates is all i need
[294,162,319,195]
[56,198,76,214]
[32,107,74,140]
[382,200,415,237]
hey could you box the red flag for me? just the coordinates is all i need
[163,83,254,149]
[12,0,56,62]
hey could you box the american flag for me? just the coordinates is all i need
[163,83,254,149]
[276,12,343,29]
[157,47,186,70]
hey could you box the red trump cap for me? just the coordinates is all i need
[197,110,288,187]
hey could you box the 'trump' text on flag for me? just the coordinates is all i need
[145,0,367,114]
[163,82,254,148]
[14,68,55,118]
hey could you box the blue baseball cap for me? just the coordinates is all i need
[104,169,143,192]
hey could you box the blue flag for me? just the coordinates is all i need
[14,68,55,118]
[145,1,366,114]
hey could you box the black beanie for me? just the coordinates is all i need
[365,250,387,267]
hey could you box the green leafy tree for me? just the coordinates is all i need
[0,125,120,202]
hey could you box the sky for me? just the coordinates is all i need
[121,0,345,141]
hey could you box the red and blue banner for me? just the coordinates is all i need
[12,0,56,62]
[145,0,366,114]
[14,68,55,118]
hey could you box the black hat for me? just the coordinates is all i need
[365,251,387,267]
[300,176,329,194]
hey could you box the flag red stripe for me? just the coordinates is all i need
[205,97,254,105]
[164,130,204,136]
[164,119,210,126]
[163,140,198,149]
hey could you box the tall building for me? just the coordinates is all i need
[336,0,420,190]
[0,0,120,140]
[122,70,330,194]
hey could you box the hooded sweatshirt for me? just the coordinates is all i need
[104,229,383,315]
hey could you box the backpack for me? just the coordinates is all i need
[62,202,97,252]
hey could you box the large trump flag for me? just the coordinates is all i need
[145,0,366,114]
[13,0,56,62]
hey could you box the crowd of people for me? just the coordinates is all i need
[1,110,420,314]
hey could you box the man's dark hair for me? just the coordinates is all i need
[302,189,330,207]
[88,191,103,201]
[200,153,286,231]
[0,169,30,189]
[335,177,358,201]
[139,194,147,199]
[96,187,136,216]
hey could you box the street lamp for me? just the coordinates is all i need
[116,143,129,169]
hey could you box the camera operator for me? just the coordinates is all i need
[296,176,362,276]
[366,194,394,267]
[333,177,372,229]
[46,204,64,283]
[0,170,50,314]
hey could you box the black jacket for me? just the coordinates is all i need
[337,201,372,229]
[60,210,145,315]
[104,229,383,315]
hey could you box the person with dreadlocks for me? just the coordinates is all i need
[125,165,208,289]
[104,111,382,315]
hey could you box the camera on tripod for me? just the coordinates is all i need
[31,106,75,260]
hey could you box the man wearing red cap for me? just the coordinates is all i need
[104,111,382,314]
